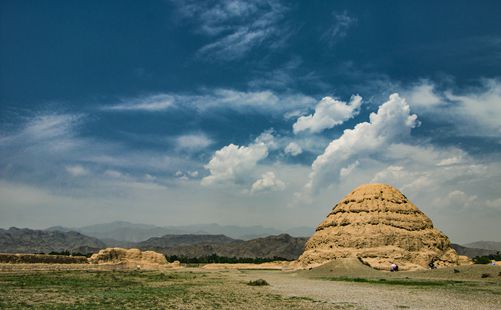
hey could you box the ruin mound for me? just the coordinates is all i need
[89,248,167,266]
[296,184,470,270]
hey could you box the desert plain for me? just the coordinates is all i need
[0,259,500,310]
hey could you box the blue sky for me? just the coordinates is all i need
[1,0,501,242]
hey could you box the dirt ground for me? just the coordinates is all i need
[0,262,500,309]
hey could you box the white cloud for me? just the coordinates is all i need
[445,79,501,135]
[201,142,268,186]
[174,0,288,60]
[434,190,479,210]
[322,11,357,46]
[284,142,302,156]
[255,129,277,150]
[405,79,501,136]
[104,89,316,117]
[437,156,463,166]
[65,165,89,177]
[303,93,418,195]
[176,133,213,151]
[293,95,362,134]
[486,198,501,210]
[105,95,173,112]
[104,170,123,178]
[250,171,285,193]
[405,81,443,109]
[339,160,359,178]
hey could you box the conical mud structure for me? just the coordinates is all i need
[296,184,470,270]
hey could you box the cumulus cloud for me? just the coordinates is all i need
[176,133,213,151]
[255,129,277,150]
[293,95,362,134]
[104,95,174,112]
[303,93,418,194]
[250,171,286,193]
[284,142,302,156]
[201,142,268,186]
[339,161,359,178]
[65,165,89,177]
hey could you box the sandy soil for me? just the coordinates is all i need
[1,262,500,309]
[235,269,501,310]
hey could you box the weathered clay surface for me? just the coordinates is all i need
[295,184,471,270]
[89,248,167,266]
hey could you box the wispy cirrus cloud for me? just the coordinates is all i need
[175,133,213,151]
[103,95,174,112]
[322,10,357,47]
[172,0,289,60]
[404,79,501,136]
[65,165,89,177]
[103,89,316,115]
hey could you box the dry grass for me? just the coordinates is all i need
[1,262,500,309]
[0,267,338,309]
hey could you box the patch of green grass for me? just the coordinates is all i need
[325,276,464,287]
[0,269,332,309]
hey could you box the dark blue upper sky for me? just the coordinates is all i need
[2,1,500,106]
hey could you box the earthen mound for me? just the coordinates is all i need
[89,248,167,266]
[296,184,470,270]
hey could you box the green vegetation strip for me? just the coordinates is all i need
[325,277,464,287]
[0,270,329,309]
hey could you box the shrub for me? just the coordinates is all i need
[166,254,290,264]
[247,279,269,286]
[473,256,492,264]
[481,273,490,278]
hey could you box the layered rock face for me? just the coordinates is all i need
[296,184,470,270]
[89,248,167,266]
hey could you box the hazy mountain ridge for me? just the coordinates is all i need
[0,227,105,254]
[46,221,314,242]
[462,241,501,252]
[451,244,499,258]
[2,225,499,260]
[137,234,308,260]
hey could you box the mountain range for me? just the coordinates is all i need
[1,224,499,260]
[0,227,105,254]
[137,234,308,260]
[46,221,314,242]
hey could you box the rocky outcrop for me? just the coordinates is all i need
[88,248,168,267]
[295,184,471,270]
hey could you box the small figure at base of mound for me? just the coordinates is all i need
[390,263,399,272]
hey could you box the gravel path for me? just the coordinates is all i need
[237,270,501,310]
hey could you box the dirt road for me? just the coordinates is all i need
[236,269,501,310]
